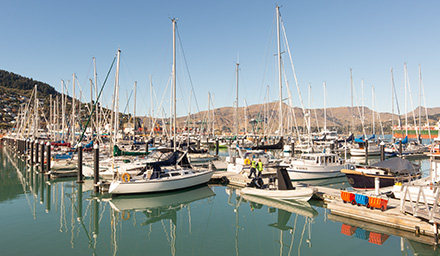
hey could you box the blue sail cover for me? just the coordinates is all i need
[354,135,365,143]
[395,136,408,144]
[367,134,375,140]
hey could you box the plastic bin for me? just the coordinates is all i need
[368,232,389,245]
[368,196,388,211]
[354,193,369,206]
[340,191,355,204]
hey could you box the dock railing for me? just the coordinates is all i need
[400,183,440,223]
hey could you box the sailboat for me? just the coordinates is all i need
[108,19,213,195]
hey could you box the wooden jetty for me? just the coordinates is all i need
[212,170,440,245]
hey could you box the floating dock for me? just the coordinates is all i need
[211,170,440,245]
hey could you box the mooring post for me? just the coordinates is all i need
[77,183,83,220]
[374,176,380,196]
[291,141,295,157]
[35,140,39,165]
[93,199,100,238]
[45,182,51,213]
[380,141,385,161]
[365,140,369,159]
[40,141,45,173]
[197,139,201,150]
[215,138,219,156]
[93,143,99,193]
[77,143,84,183]
[46,142,51,174]
[145,139,149,154]
[399,139,403,157]
[30,140,34,165]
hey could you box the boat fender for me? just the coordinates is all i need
[122,173,131,182]
[122,211,130,220]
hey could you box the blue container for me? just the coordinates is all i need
[354,194,369,206]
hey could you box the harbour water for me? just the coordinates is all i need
[0,145,438,255]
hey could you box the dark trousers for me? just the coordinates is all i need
[248,167,257,178]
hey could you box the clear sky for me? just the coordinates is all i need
[1,0,439,118]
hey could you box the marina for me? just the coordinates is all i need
[2,2,440,255]
[1,136,440,255]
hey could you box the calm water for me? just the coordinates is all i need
[0,145,438,256]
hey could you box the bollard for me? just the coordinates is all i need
[46,142,51,173]
[145,140,149,154]
[40,141,45,173]
[77,143,84,183]
[365,140,369,158]
[380,141,385,161]
[374,176,380,196]
[30,140,34,165]
[215,138,219,156]
[93,143,99,193]
[399,139,403,157]
[291,141,295,157]
[35,140,39,164]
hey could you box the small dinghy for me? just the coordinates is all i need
[240,168,315,202]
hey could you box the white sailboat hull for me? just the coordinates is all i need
[108,169,214,195]
[240,187,315,202]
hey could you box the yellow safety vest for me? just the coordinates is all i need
[251,160,256,168]
[257,161,263,172]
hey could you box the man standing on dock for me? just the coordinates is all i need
[248,157,257,178]
[257,158,263,177]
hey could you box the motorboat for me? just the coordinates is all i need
[341,157,421,189]
[286,152,348,181]
[239,168,316,202]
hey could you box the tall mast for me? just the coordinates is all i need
[276,5,283,137]
[208,92,210,135]
[323,81,327,132]
[372,85,375,135]
[112,49,121,153]
[235,61,239,138]
[93,57,99,140]
[72,73,76,143]
[134,81,137,137]
[391,68,394,131]
[61,80,65,141]
[419,64,422,142]
[350,68,354,133]
[149,74,154,134]
[172,18,177,152]
[404,63,408,137]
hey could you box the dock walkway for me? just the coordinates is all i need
[211,171,440,245]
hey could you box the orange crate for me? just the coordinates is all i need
[341,224,356,236]
[368,196,388,211]
[340,191,355,204]
[368,232,389,245]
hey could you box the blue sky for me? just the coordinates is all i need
[2,0,439,118]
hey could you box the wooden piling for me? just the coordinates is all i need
[46,142,51,173]
[40,141,45,173]
[77,143,84,183]
[93,143,99,193]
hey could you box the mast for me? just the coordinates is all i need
[235,61,239,138]
[134,81,137,137]
[404,63,408,137]
[419,64,422,142]
[61,80,65,141]
[391,68,394,132]
[172,18,177,152]
[372,85,375,135]
[350,68,354,133]
[276,5,283,137]
[93,57,99,140]
[111,49,121,154]
[72,73,76,143]
[149,74,154,135]
[208,92,210,136]
[323,82,327,132]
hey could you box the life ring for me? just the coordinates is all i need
[121,173,131,182]
[244,158,251,165]
[121,211,130,220]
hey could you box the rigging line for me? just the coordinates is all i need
[176,25,201,114]
[259,11,277,104]
[76,54,117,144]
[281,17,309,133]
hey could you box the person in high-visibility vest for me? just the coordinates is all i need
[257,159,263,177]
[248,157,257,178]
